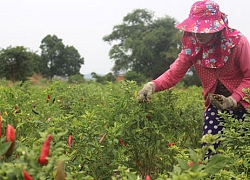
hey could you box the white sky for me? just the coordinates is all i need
[1,0,250,75]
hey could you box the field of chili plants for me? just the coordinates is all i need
[0,79,250,180]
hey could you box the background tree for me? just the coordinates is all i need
[91,72,116,83]
[0,46,41,82]
[40,35,84,78]
[91,72,103,83]
[68,74,85,84]
[63,46,84,76]
[124,71,146,85]
[103,9,182,79]
[104,72,116,82]
[181,66,202,87]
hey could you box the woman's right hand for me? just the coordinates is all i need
[138,82,155,102]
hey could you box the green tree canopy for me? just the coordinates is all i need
[40,35,84,78]
[181,66,202,87]
[0,46,41,82]
[124,71,146,85]
[103,9,182,79]
[91,72,116,83]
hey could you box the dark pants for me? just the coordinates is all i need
[202,105,246,157]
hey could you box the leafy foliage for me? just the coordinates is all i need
[0,46,41,82]
[0,34,84,82]
[0,80,249,179]
[124,71,146,85]
[68,74,85,84]
[91,72,116,83]
[181,66,202,87]
[40,35,84,78]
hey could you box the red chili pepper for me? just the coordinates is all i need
[6,124,15,141]
[119,138,127,146]
[24,170,33,180]
[0,112,2,138]
[145,175,151,180]
[99,132,107,144]
[5,124,16,157]
[167,142,175,146]
[188,161,194,167]
[188,161,202,167]
[146,115,151,120]
[68,135,73,148]
[38,134,52,165]
[46,94,51,103]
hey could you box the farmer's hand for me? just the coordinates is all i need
[209,94,237,110]
[138,82,155,102]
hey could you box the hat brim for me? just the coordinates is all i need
[175,18,226,33]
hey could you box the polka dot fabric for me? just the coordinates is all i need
[203,105,245,136]
[202,104,246,157]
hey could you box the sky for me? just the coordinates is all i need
[1,0,250,75]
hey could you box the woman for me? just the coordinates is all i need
[138,0,250,156]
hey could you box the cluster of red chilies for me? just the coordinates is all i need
[0,111,70,179]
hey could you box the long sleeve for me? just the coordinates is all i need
[152,51,193,92]
[231,35,250,102]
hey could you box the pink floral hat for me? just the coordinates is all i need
[177,0,242,68]
[175,0,226,33]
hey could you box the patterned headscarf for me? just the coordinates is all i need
[175,0,242,68]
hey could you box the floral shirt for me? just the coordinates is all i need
[152,35,250,110]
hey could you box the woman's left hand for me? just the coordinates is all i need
[209,94,237,110]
